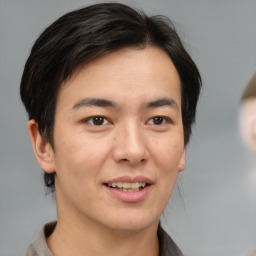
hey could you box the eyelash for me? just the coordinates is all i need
[147,116,172,126]
[82,115,172,126]
[83,116,110,126]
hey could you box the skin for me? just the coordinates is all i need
[28,46,186,256]
[240,98,256,154]
[240,98,256,188]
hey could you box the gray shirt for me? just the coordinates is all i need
[25,222,183,256]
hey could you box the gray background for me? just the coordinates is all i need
[1,0,256,255]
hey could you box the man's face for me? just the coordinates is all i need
[49,47,185,231]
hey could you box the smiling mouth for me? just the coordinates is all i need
[104,182,148,192]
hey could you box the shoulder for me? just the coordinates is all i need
[25,243,37,256]
[24,222,56,256]
[158,224,183,256]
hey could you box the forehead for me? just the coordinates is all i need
[58,46,181,108]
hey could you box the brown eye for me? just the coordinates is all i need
[152,116,164,125]
[86,116,108,126]
[92,116,104,125]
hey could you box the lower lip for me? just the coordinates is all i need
[103,185,152,202]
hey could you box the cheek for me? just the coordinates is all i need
[240,112,256,150]
[53,134,110,183]
[150,135,184,170]
[151,136,184,195]
[152,140,182,207]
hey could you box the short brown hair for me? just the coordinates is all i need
[241,71,256,101]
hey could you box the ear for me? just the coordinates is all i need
[178,149,186,172]
[27,120,55,173]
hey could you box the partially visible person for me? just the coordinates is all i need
[240,71,256,187]
[240,72,256,154]
[239,71,256,256]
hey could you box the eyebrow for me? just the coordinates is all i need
[72,97,179,112]
[72,98,117,109]
[143,98,179,112]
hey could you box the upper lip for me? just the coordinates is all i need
[104,176,153,184]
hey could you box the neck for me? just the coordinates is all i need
[48,183,160,256]
[47,216,159,256]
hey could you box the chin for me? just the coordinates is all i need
[102,212,159,232]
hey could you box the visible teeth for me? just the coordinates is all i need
[131,182,138,188]
[107,182,147,189]
[116,182,123,188]
[116,187,140,192]
[123,182,130,188]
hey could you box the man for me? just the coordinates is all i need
[20,3,201,255]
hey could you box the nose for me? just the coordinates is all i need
[112,123,148,165]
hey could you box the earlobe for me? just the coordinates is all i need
[27,120,55,173]
[178,150,186,172]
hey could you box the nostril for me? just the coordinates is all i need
[112,144,148,165]
[122,158,146,165]
[120,158,129,162]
